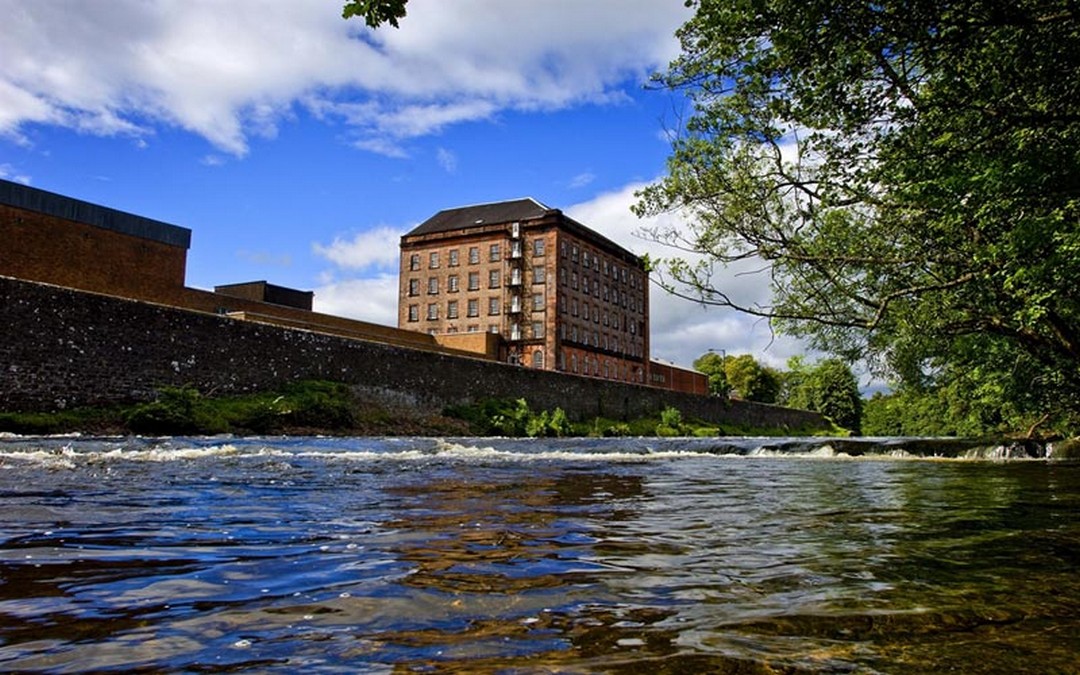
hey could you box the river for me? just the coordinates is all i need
[1,435,1077,673]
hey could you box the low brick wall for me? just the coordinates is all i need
[0,276,825,430]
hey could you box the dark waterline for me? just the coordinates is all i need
[1,436,1078,673]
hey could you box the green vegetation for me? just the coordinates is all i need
[636,1,1080,438]
[442,398,841,438]
[0,381,469,437]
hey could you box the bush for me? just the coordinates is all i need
[125,387,227,435]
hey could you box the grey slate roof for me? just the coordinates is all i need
[405,198,552,237]
[0,178,192,249]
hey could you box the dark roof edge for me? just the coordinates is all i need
[0,178,192,249]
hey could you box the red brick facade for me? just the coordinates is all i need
[0,202,188,302]
[398,200,651,384]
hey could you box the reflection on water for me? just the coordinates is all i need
[0,436,1078,672]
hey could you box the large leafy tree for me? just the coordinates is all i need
[635,0,1080,432]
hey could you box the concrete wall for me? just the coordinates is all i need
[0,276,826,431]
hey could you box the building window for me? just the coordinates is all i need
[582,303,589,321]
[571,299,579,316]
[532,267,545,284]
[409,254,421,271]
[429,252,439,268]
[467,299,479,317]
[488,297,501,315]
[408,304,419,322]
[532,292,544,311]
[571,354,578,373]
[583,251,590,269]
[448,275,459,292]
[408,279,420,296]
[593,304,600,323]
[489,324,500,334]
[532,321,545,339]
[427,303,438,320]
[532,350,544,368]
[560,293,568,314]
[533,238,545,256]
[489,269,501,288]
[468,272,480,290]
[427,277,439,295]
[571,245,579,263]
[571,272,578,290]
[449,249,459,266]
[560,267,568,285]
[561,241,568,258]
[447,300,459,319]
[489,243,501,262]
[468,324,479,333]
[469,246,480,264]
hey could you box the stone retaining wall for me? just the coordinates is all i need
[0,276,825,430]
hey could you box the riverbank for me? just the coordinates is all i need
[0,380,842,439]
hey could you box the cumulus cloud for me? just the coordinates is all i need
[0,0,689,156]
[313,274,399,325]
[312,225,404,271]
[565,183,810,369]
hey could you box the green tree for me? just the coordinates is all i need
[692,351,732,397]
[635,0,1080,433]
[723,354,780,403]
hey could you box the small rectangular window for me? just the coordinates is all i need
[429,252,439,268]
[467,299,479,317]
[409,254,421,271]
[468,272,480,291]
[448,249,459,266]
[448,275,459,292]
[427,277,439,295]
[469,247,480,264]
[489,244,501,262]
[488,297,501,315]
[532,321,545,339]
[489,269,501,288]
[533,238,545,256]
[532,267,545,284]
[447,300,459,319]
[426,303,438,320]
[408,304,419,322]
[408,279,420,297]
[532,293,544,311]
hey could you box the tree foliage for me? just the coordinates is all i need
[722,353,781,403]
[637,0,1080,431]
[692,351,731,396]
[342,0,408,28]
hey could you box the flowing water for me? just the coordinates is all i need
[1,435,1077,673]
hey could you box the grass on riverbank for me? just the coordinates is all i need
[0,384,844,438]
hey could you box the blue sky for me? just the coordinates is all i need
[1,0,810,371]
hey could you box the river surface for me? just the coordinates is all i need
[1,436,1077,673]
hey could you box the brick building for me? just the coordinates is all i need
[398,198,650,383]
[0,179,191,302]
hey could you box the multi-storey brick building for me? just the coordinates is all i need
[398,198,650,383]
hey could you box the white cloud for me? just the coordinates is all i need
[436,147,457,173]
[568,172,595,189]
[0,163,31,185]
[566,183,811,370]
[313,274,399,325]
[312,225,404,270]
[0,0,690,156]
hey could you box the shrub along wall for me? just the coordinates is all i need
[0,276,825,430]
